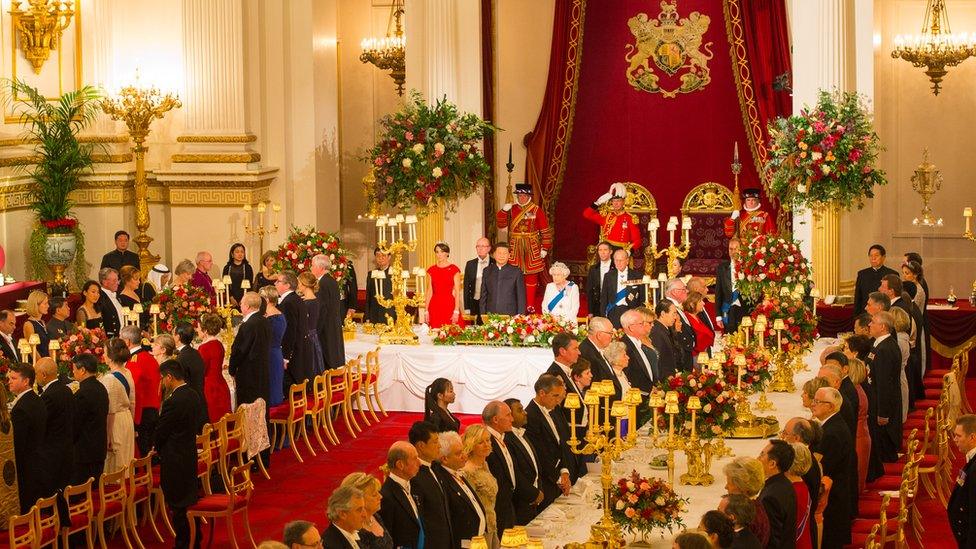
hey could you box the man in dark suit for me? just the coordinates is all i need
[282,521,324,549]
[463,237,493,321]
[70,354,109,486]
[881,273,925,402]
[620,309,658,395]
[100,230,141,272]
[8,363,48,513]
[503,399,544,523]
[379,441,423,548]
[0,310,19,361]
[436,430,488,545]
[365,247,395,324]
[408,421,453,547]
[340,262,359,320]
[483,400,520,530]
[600,249,644,328]
[950,414,976,548]
[757,439,797,549]
[311,254,346,369]
[715,238,742,333]
[524,375,573,507]
[173,323,210,421]
[229,292,270,407]
[35,357,74,501]
[579,316,616,383]
[853,244,898,316]
[96,267,123,338]
[275,271,311,387]
[324,486,369,548]
[823,353,859,513]
[811,387,854,548]
[480,242,526,316]
[651,301,681,379]
[586,241,613,319]
[867,311,903,464]
[546,332,581,416]
[154,360,208,549]
[719,494,763,549]
[664,278,696,370]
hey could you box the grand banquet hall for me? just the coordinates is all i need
[0,0,974,548]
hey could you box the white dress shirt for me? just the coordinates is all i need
[534,403,569,476]
[599,260,612,289]
[277,289,294,304]
[509,427,539,487]
[388,473,419,517]
[668,297,691,325]
[334,524,361,548]
[626,334,654,384]
[103,288,125,322]
[486,426,516,484]
[445,465,487,536]
[474,256,489,300]
[555,361,587,426]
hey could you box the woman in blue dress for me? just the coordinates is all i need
[22,290,51,357]
[298,272,326,375]
[259,285,287,407]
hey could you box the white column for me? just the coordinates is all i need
[181,0,246,134]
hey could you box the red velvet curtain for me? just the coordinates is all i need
[481,0,497,241]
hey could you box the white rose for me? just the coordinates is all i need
[760,247,767,253]
[797,184,807,193]
[811,151,822,161]
[412,143,424,154]
[737,273,745,280]
[434,142,445,154]
[297,262,304,269]
[787,255,794,262]
[525,335,536,343]
[626,481,635,491]
[786,276,793,282]
[822,165,832,175]
[616,500,626,510]
[402,158,413,168]
[759,273,767,280]
[757,259,765,266]
[290,251,298,259]
[432,167,443,178]
[330,254,335,261]
[703,403,712,413]
[507,326,514,334]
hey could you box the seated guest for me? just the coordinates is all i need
[425,242,464,327]
[76,281,104,330]
[324,486,369,549]
[102,338,136,474]
[757,440,797,549]
[481,401,518,531]
[603,341,631,400]
[684,291,715,356]
[463,237,493,320]
[196,316,231,423]
[172,259,196,288]
[699,510,734,549]
[8,362,48,513]
[282,521,322,549]
[600,249,645,328]
[651,300,681,379]
[811,387,853,548]
[22,290,51,357]
[124,327,161,458]
[719,494,763,549]
[586,241,613,320]
[620,309,659,396]
[147,263,171,292]
[46,296,74,340]
[222,243,253,307]
[0,310,17,361]
[950,414,976,549]
[542,262,580,325]
[366,247,395,324]
[524,374,572,507]
[867,311,903,465]
[786,443,813,549]
[800,377,830,416]
[579,316,616,383]
[408,421,453,548]
[436,431,488,546]
[424,378,461,433]
[117,266,152,328]
[379,441,422,549]
[722,457,771,547]
[70,353,109,485]
[35,357,74,501]
[100,230,140,272]
[253,251,278,291]
[503,398,543,524]
[96,268,124,338]
[462,424,501,547]
[339,472,392,549]
[191,251,217,300]
[479,242,526,316]
[674,531,713,549]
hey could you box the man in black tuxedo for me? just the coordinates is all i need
[715,238,743,333]
[480,242,526,316]
[867,311,903,464]
[365,247,395,324]
[719,494,763,549]
[340,263,358,321]
[173,323,210,421]
[822,354,859,513]
[100,230,140,272]
[408,421,453,547]
[275,271,311,387]
[620,309,658,396]
[96,267,123,338]
[853,244,898,315]
[524,375,573,507]
[35,358,74,501]
[283,521,323,549]
[311,254,346,368]
[154,360,208,549]
[379,441,423,548]
[881,274,925,401]
[463,237,493,321]
[0,310,19,361]
[586,241,613,318]
[436,431,488,545]
[324,486,369,548]
[546,332,581,416]
[70,354,109,486]
[229,292,270,407]
[651,301,681,379]
[8,363,48,513]
[600,249,644,328]
[502,399,544,523]
[664,278,696,370]
[757,439,797,549]
[811,387,854,549]
[483,400,520,530]
[949,414,976,548]
[579,316,616,383]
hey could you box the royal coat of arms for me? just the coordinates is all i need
[625,0,714,98]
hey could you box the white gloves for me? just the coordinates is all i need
[730,210,740,220]
[594,193,613,205]
[540,250,548,258]
[610,182,627,197]
[502,203,512,212]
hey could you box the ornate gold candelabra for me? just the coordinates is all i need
[768,318,796,392]
[215,275,246,332]
[373,214,425,345]
[9,0,75,74]
[680,396,714,486]
[647,215,691,279]
[101,84,181,275]
[242,202,280,261]
[359,0,406,95]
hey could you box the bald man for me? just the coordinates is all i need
[464,237,493,321]
[36,357,75,496]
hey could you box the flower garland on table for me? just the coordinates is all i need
[153,285,217,333]
[607,470,687,539]
[766,89,887,211]
[56,327,110,377]
[719,336,773,393]
[750,295,818,356]
[735,234,811,303]
[273,226,353,285]
[430,314,585,348]
[655,369,736,439]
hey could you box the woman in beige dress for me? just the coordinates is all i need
[101,338,136,474]
[461,424,499,549]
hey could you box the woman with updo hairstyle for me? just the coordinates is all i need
[297,271,326,375]
[722,457,770,546]
[340,472,393,548]
[424,377,460,432]
[425,242,463,328]
[197,313,231,422]
[847,357,871,493]
[254,250,278,291]
[172,259,196,287]
[542,262,580,325]
[801,377,830,415]
[101,337,136,473]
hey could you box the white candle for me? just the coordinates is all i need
[376,218,385,243]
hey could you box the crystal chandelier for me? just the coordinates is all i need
[360,0,406,96]
[891,0,975,95]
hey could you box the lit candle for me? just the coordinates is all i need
[733,141,739,164]
[376,217,386,243]
[257,202,266,214]
[773,318,785,351]
[150,303,161,336]
[681,217,691,245]
[965,207,973,235]
[687,396,701,436]
[241,279,251,290]
[649,390,664,439]
[734,355,747,390]
[564,392,581,447]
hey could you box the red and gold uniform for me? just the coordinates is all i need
[497,189,552,308]
[582,207,642,252]
[724,187,776,240]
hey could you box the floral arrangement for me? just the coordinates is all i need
[656,369,736,439]
[153,285,217,333]
[365,92,495,211]
[750,295,818,356]
[735,234,811,302]
[0,356,13,401]
[56,327,110,377]
[766,89,887,211]
[718,336,773,393]
[608,470,687,539]
[430,314,585,347]
[273,226,353,285]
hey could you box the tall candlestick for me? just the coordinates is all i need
[734,141,739,164]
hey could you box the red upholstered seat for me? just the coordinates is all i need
[68,511,91,530]
[923,377,944,388]
[367,373,377,383]
[865,475,902,491]
[858,497,901,518]
[126,484,150,501]
[330,390,345,402]
[92,500,124,517]
[884,454,937,475]
[225,438,241,451]
[189,494,247,513]
[269,405,304,420]
[38,525,57,546]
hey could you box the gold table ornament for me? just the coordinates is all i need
[372,214,426,345]
[647,215,692,279]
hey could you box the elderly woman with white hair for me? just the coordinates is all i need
[542,261,580,325]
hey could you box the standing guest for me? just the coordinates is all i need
[463,238,493,320]
[867,311,903,466]
[949,414,976,548]
[408,421,453,547]
[525,375,572,507]
[76,280,104,330]
[722,457,771,547]
[35,357,74,501]
[665,278,696,370]
[147,263,171,292]
[566,360,593,445]
[46,296,75,340]
[259,286,286,407]
[173,323,207,400]
[780,418,823,549]
[546,332,582,416]
[652,300,681,379]
[96,268,124,338]
[340,472,393,549]
[196,314,231,423]
[100,230,140,272]
[379,441,423,548]
[847,358,872,494]
[603,341,631,400]
[599,249,645,328]
[102,338,136,474]
[853,244,898,315]
[881,274,924,402]
[496,182,553,308]
[191,251,217,301]
[310,254,345,369]
[786,443,813,549]
[817,363,856,452]
[366,247,395,325]
[503,399,544,525]
[482,400,518,531]
[70,353,109,485]
[282,521,322,549]
[276,271,311,388]
[757,440,797,549]
[810,387,853,548]
[124,327,161,458]
[22,290,51,357]
[118,266,151,328]
[462,424,501,548]
[699,510,735,549]
[222,243,253,307]
[0,310,16,361]
[424,378,460,432]
[715,238,742,332]
[425,242,464,327]
[902,260,928,314]
[172,260,196,288]
[154,360,207,549]
[684,291,715,356]
[582,183,642,255]
[586,241,614,319]
[436,430,487,546]
[480,242,526,316]
[620,308,658,397]
[230,292,271,408]
[719,494,763,549]
[579,316,615,383]
[8,362,48,513]
[341,263,359,321]
[297,272,326,376]
[800,378,829,416]
[324,486,369,549]
[253,251,278,291]
[890,307,912,420]
[542,262,580,325]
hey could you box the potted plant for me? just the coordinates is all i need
[8,79,102,293]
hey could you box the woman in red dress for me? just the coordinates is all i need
[425,242,464,328]
[684,291,715,356]
[846,353,872,494]
[197,313,231,422]
[787,443,814,549]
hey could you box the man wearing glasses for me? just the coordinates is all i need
[283,520,323,548]
[810,387,854,549]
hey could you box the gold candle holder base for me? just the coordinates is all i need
[709,434,735,459]
[768,354,796,393]
[754,392,775,412]
[729,391,780,438]
[680,437,714,486]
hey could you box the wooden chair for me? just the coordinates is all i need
[347,356,371,428]
[269,380,316,462]
[60,477,95,549]
[34,494,60,548]
[364,347,387,418]
[94,467,132,549]
[850,494,896,548]
[220,405,270,482]
[127,454,165,548]
[187,463,257,549]
[195,423,219,495]
[304,374,331,452]
[324,364,359,441]
[4,505,38,549]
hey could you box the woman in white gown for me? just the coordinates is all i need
[101,338,136,473]
[542,262,580,325]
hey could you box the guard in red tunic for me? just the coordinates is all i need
[497,183,552,310]
[582,182,642,253]
[724,186,776,241]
